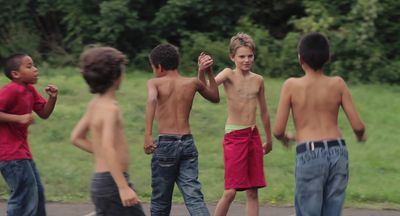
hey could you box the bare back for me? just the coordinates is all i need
[151,74,199,134]
[289,75,344,141]
[86,97,129,172]
[217,68,264,125]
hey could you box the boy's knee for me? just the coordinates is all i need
[223,189,236,202]
[246,188,258,200]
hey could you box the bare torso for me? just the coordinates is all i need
[218,69,263,125]
[152,74,198,134]
[289,75,343,142]
[87,98,129,172]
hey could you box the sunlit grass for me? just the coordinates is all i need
[0,69,399,209]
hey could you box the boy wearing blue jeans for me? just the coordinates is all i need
[144,44,219,215]
[0,53,58,216]
[273,32,366,216]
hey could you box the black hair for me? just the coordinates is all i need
[79,47,127,94]
[149,44,180,70]
[298,32,330,71]
[3,53,28,80]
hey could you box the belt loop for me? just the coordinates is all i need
[306,141,310,151]
[338,138,343,147]
[310,141,315,151]
[323,140,328,150]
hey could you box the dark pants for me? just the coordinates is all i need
[91,172,145,216]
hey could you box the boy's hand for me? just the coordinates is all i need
[144,136,156,154]
[19,113,33,125]
[281,132,295,148]
[357,133,367,143]
[263,141,272,155]
[119,187,141,207]
[198,52,213,73]
[45,85,58,98]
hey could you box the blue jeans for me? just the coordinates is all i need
[91,172,145,216]
[151,134,209,216]
[295,139,348,216]
[0,159,46,216]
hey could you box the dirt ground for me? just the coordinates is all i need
[1,202,400,216]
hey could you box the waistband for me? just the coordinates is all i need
[296,138,346,154]
[92,171,129,180]
[225,124,253,133]
[158,134,193,142]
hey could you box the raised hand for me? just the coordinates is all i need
[45,85,58,98]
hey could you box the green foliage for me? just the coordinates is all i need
[0,0,399,84]
[0,23,41,61]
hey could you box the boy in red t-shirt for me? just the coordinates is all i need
[0,53,58,216]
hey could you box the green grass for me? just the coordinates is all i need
[0,68,400,210]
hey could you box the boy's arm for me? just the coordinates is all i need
[102,106,140,207]
[339,78,366,142]
[273,79,295,147]
[144,80,157,154]
[0,112,33,125]
[36,85,58,119]
[197,67,220,103]
[70,111,93,153]
[257,78,273,154]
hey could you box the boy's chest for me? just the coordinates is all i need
[9,91,35,114]
[225,78,260,97]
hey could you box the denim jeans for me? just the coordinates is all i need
[91,172,145,216]
[151,134,210,216]
[295,139,348,216]
[0,159,46,216]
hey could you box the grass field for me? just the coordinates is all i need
[0,67,399,209]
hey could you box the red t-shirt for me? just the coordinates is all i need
[0,81,46,160]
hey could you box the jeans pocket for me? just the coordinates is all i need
[296,162,326,194]
[153,143,177,167]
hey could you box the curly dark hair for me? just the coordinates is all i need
[79,47,127,94]
[3,53,28,80]
[149,44,179,70]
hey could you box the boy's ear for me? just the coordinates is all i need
[230,55,235,62]
[298,54,305,65]
[10,70,20,79]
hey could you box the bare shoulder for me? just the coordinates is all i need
[329,76,347,90]
[250,72,264,80]
[283,77,300,88]
[218,68,234,78]
[330,76,346,84]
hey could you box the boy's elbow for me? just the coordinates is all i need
[70,134,79,146]
[211,95,220,103]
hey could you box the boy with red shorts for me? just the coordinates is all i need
[205,32,273,216]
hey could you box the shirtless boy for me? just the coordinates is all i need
[71,47,145,215]
[273,32,366,216]
[144,44,219,216]
[210,32,273,216]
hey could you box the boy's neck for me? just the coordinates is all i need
[12,79,29,86]
[234,68,251,75]
[302,65,324,76]
[161,69,180,77]
[99,88,117,99]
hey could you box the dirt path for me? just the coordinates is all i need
[1,202,400,216]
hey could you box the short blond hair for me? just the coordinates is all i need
[229,32,256,57]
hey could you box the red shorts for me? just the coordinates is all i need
[223,126,266,190]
